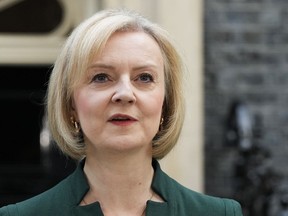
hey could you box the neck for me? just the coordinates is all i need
[82,151,154,215]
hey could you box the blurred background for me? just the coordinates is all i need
[0,0,288,215]
[205,1,288,215]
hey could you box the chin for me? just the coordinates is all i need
[106,138,149,152]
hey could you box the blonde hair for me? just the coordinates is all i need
[47,9,185,160]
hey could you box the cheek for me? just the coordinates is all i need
[73,92,89,118]
[141,94,164,138]
[144,91,165,118]
[74,90,112,122]
[73,91,100,120]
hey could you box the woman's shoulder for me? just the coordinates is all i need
[167,177,242,215]
[0,204,18,216]
[177,186,242,215]
[0,173,76,216]
[153,160,242,215]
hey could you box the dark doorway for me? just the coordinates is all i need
[0,65,75,206]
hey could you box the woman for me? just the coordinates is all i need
[0,9,242,216]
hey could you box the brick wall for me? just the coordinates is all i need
[204,0,288,213]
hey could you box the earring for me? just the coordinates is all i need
[70,117,81,133]
[159,117,164,131]
[160,117,164,126]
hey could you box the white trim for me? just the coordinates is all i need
[0,0,24,11]
[0,36,65,65]
[0,0,99,65]
[156,0,204,192]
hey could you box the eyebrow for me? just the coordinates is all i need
[88,63,115,70]
[134,65,159,72]
[88,63,159,71]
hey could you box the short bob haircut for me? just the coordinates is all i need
[47,9,185,161]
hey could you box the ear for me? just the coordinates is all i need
[70,98,79,122]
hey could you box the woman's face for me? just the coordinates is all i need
[72,31,165,156]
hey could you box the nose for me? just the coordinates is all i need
[112,79,136,104]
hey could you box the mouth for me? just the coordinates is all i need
[108,114,137,123]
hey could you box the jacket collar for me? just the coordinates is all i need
[70,159,174,215]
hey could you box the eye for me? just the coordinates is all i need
[137,73,154,83]
[92,73,110,83]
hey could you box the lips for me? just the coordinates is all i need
[108,114,137,123]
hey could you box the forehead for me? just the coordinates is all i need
[91,31,164,63]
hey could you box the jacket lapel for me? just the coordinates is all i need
[72,202,104,216]
[146,201,172,216]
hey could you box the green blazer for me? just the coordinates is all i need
[0,160,242,216]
